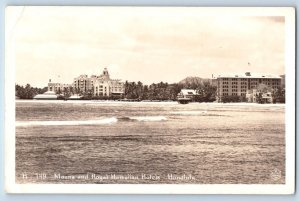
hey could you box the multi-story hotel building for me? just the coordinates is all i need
[72,68,124,96]
[48,67,124,97]
[93,68,124,96]
[73,74,96,93]
[213,72,281,102]
[48,80,72,93]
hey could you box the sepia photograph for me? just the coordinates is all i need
[5,6,295,194]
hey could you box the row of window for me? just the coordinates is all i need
[221,83,279,88]
[112,88,123,91]
[95,93,108,96]
[95,87,107,91]
[221,78,279,81]
[95,87,123,91]
[221,86,248,89]
[222,93,246,96]
[221,81,248,85]
[222,89,247,93]
[221,78,280,83]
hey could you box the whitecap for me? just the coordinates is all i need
[170,111,208,115]
[16,117,118,127]
[128,116,167,121]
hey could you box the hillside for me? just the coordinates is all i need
[178,76,211,86]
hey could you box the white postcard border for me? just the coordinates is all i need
[5,6,295,194]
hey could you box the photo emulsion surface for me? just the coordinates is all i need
[5,7,295,193]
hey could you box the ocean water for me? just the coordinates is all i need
[15,100,285,184]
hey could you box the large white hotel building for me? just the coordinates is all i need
[73,68,124,96]
[213,72,282,102]
[48,68,124,97]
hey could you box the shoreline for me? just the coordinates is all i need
[15,99,286,106]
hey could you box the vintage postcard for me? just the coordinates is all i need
[5,6,295,194]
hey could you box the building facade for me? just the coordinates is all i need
[246,89,273,104]
[47,68,124,97]
[177,89,198,100]
[214,72,281,102]
[93,68,124,97]
[73,74,96,93]
[48,80,72,94]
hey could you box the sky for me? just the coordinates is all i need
[8,7,285,88]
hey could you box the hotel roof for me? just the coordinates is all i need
[33,91,58,100]
[180,89,198,95]
[214,72,281,79]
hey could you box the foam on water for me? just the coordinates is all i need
[127,116,167,121]
[170,111,208,115]
[16,116,168,127]
[15,101,285,184]
[16,117,118,127]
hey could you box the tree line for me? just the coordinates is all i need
[15,80,217,102]
[15,81,285,103]
[15,84,47,99]
[122,80,217,102]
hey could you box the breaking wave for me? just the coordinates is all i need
[126,116,167,121]
[16,117,118,127]
[170,111,208,115]
[16,116,167,127]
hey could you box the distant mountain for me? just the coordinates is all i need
[178,76,211,86]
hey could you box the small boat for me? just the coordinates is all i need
[177,98,191,104]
